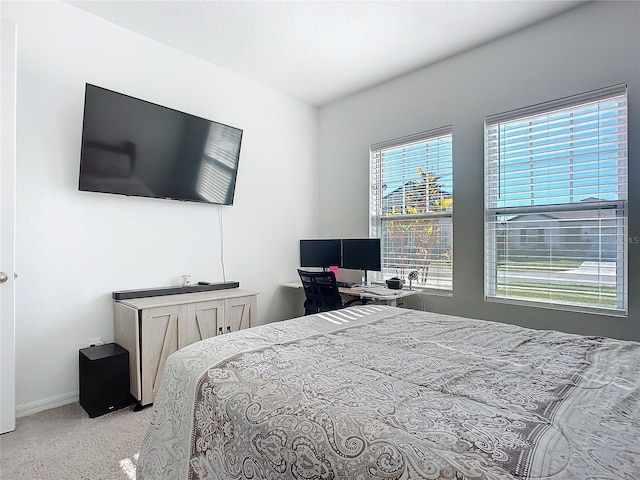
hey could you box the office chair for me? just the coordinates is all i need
[297,269,348,315]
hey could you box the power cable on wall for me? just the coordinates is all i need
[218,206,227,282]
[417,292,425,311]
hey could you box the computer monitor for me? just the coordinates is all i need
[299,239,341,269]
[341,238,381,285]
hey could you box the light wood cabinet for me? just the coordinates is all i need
[114,289,257,406]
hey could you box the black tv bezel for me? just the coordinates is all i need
[78,83,243,206]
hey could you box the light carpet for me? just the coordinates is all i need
[0,402,152,480]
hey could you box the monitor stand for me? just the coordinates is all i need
[362,270,371,287]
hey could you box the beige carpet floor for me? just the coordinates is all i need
[0,402,152,480]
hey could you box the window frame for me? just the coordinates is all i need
[484,84,628,316]
[370,127,453,293]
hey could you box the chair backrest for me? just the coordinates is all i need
[297,269,343,315]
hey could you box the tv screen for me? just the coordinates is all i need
[341,238,382,271]
[299,239,341,268]
[79,84,242,205]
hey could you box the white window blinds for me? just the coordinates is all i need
[484,84,628,315]
[371,127,453,291]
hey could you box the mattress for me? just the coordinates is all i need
[137,305,639,479]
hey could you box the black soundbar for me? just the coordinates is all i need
[112,281,240,300]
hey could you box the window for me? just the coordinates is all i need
[370,127,453,291]
[521,228,545,246]
[485,85,628,315]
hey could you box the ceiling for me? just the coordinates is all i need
[68,1,586,107]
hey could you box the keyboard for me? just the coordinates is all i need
[336,281,356,288]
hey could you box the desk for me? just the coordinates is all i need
[282,282,417,307]
[356,286,417,307]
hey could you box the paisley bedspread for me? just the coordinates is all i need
[138,305,639,479]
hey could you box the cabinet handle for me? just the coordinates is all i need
[218,327,223,335]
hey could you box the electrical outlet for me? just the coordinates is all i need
[89,337,104,347]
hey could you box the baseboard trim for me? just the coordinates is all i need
[16,391,78,418]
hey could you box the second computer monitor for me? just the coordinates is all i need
[341,238,381,271]
[299,239,342,269]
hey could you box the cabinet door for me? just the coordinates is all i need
[224,295,256,333]
[140,304,183,405]
[181,300,224,348]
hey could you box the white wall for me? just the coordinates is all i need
[1,1,319,414]
[318,1,640,341]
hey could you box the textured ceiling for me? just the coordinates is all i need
[68,1,586,106]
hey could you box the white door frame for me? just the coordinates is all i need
[1,18,17,434]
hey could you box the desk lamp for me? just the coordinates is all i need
[408,270,418,290]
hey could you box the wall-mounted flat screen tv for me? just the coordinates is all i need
[79,84,243,205]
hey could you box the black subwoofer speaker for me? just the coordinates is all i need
[79,343,132,418]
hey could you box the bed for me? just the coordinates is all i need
[137,305,639,479]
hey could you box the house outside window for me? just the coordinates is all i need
[520,227,545,246]
[370,127,453,291]
[485,84,628,315]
